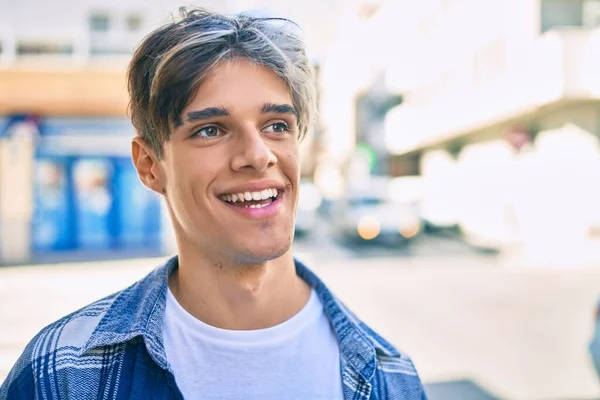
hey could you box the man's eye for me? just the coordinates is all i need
[263,122,290,134]
[193,126,222,138]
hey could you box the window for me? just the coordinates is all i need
[349,197,384,207]
[583,0,600,27]
[16,42,73,55]
[541,0,584,33]
[126,14,143,32]
[89,13,110,32]
[90,47,132,55]
[89,11,142,55]
[541,0,600,32]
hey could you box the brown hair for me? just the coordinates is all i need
[127,7,317,157]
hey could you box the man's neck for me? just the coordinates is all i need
[169,249,311,330]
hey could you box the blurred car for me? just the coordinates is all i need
[589,297,600,377]
[294,181,322,237]
[331,192,422,246]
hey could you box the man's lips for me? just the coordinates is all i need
[218,188,282,205]
[217,180,285,199]
[219,190,284,219]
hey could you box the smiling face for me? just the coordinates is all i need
[137,59,300,264]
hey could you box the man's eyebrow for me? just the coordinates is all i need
[188,106,230,121]
[175,107,230,127]
[174,104,297,127]
[261,103,298,117]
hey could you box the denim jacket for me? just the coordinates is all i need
[1,256,427,399]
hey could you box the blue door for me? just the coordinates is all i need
[72,159,114,250]
[32,158,74,251]
[113,158,162,250]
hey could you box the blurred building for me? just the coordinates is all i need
[0,0,212,264]
[0,0,333,264]
[316,0,389,199]
[319,0,600,252]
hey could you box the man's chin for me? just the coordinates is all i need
[232,239,293,265]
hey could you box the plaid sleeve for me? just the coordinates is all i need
[0,336,38,400]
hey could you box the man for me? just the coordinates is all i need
[0,8,426,400]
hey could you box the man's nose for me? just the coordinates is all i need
[230,128,277,173]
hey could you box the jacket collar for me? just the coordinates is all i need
[82,256,398,381]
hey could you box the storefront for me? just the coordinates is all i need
[0,115,163,264]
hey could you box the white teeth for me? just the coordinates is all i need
[222,188,279,203]
[247,203,269,209]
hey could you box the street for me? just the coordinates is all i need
[1,227,600,400]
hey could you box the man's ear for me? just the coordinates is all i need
[132,137,166,196]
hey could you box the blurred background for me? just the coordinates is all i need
[2,0,600,398]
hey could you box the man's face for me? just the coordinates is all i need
[156,59,300,264]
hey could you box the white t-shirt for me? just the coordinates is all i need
[163,288,344,400]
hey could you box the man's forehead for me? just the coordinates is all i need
[197,59,290,94]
